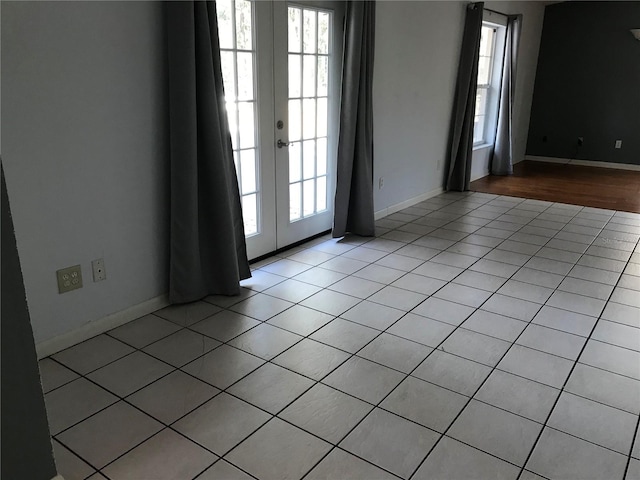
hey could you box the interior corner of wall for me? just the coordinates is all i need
[35,293,169,358]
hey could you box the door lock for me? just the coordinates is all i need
[277,139,291,148]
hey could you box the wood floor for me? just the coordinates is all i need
[470,161,640,213]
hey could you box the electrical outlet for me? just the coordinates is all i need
[57,265,82,294]
[577,137,584,147]
[92,258,106,282]
[378,177,384,189]
[615,140,622,149]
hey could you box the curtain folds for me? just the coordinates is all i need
[166,1,250,304]
[491,14,522,176]
[332,1,376,238]
[446,2,484,192]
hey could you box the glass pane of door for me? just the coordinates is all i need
[216,0,260,236]
[215,1,341,257]
[286,5,331,222]
[273,1,342,249]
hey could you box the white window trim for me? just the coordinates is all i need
[473,16,507,149]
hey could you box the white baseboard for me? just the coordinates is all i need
[374,186,445,220]
[525,155,570,164]
[36,294,170,359]
[470,170,490,182]
[526,155,640,171]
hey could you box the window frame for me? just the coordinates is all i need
[473,18,507,148]
[217,0,261,237]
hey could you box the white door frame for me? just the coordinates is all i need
[272,0,344,249]
[242,0,344,259]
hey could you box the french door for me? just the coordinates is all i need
[218,0,344,260]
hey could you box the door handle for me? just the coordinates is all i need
[277,139,291,148]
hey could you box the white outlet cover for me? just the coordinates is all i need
[615,140,622,149]
[92,258,106,282]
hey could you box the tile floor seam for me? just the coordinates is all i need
[151,368,337,464]
[52,436,106,478]
[51,361,233,471]
[522,320,595,339]
[95,426,220,479]
[54,402,171,474]
[332,244,550,478]
[41,356,95,395]
[53,438,113,480]
[623,415,640,480]
[611,244,640,480]
[49,338,137,377]
[405,293,547,478]
[125,377,218,425]
[107,361,337,477]
[51,338,270,448]
[288,202,522,479]
[310,446,405,480]
[597,312,640,331]
[514,234,640,480]
[563,361,640,385]
[135,332,223,368]
[43,194,640,480]
[559,273,626,288]
[542,424,639,457]
[105,317,182,348]
[285,253,492,477]
[589,337,640,354]
[152,297,423,474]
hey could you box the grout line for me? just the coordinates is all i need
[307,199,565,477]
[514,233,640,480]
[44,193,640,479]
[623,416,640,480]
[404,278,548,478]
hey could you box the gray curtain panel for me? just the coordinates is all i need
[491,14,522,175]
[332,1,376,238]
[166,1,250,303]
[1,164,58,480]
[446,2,484,192]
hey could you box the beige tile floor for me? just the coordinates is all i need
[40,191,640,480]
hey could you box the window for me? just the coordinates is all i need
[287,6,331,221]
[474,21,506,146]
[217,0,260,236]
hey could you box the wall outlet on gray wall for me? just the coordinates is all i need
[92,258,107,282]
[56,265,82,294]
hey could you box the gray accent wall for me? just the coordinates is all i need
[526,1,640,165]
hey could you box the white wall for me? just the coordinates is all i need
[471,1,546,179]
[2,1,168,344]
[374,1,465,212]
[374,1,545,212]
[1,0,544,346]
